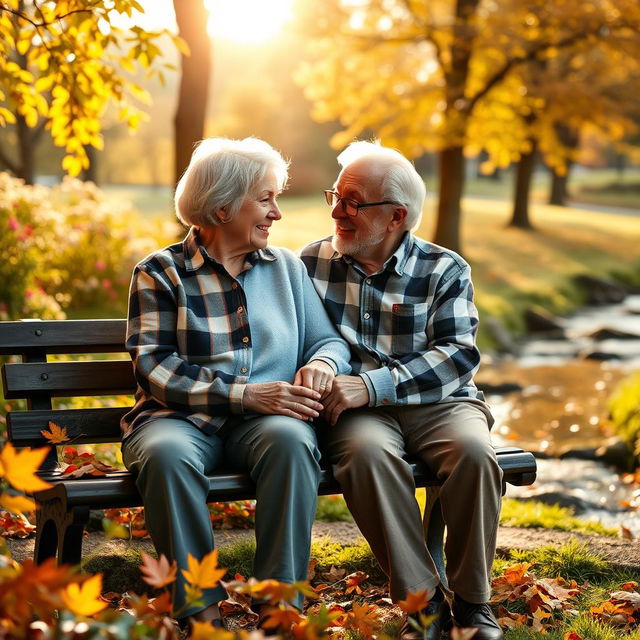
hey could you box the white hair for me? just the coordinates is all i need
[175,137,289,228]
[336,141,426,230]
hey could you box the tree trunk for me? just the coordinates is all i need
[173,0,212,185]
[434,146,465,254]
[16,114,36,184]
[82,145,99,183]
[549,167,570,206]
[548,123,579,206]
[509,141,537,229]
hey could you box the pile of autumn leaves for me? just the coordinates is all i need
[2,435,640,638]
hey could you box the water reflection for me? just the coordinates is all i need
[479,295,640,534]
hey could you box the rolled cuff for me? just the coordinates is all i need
[360,367,397,407]
[229,382,247,413]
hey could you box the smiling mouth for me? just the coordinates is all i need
[256,225,270,232]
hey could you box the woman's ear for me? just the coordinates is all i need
[216,206,231,224]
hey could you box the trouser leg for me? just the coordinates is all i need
[402,402,502,603]
[326,409,440,601]
[224,415,321,610]
[122,418,227,616]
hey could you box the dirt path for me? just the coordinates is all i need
[6,523,639,572]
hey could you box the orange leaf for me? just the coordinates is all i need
[397,588,430,614]
[0,492,35,514]
[450,628,479,640]
[139,552,177,588]
[261,604,304,629]
[345,602,381,637]
[61,574,108,617]
[182,550,226,589]
[345,570,368,595]
[40,421,70,444]
[0,444,52,492]
[564,633,584,640]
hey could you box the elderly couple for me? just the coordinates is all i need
[120,138,503,640]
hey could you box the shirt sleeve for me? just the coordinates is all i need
[360,264,481,406]
[126,264,244,415]
[299,269,352,375]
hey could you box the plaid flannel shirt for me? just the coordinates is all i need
[300,232,485,407]
[121,227,351,438]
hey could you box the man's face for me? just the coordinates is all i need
[330,158,393,258]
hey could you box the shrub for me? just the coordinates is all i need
[0,172,178,320]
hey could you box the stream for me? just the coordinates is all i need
[478,294,640,534]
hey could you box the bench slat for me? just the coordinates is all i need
[7,407,128,446]
[0,320,126,354]
[3,361,135,399]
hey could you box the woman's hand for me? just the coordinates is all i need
[243,381,324,421]
[294,360,336,397]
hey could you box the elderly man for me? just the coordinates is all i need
[300,141,503,640]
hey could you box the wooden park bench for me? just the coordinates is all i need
[0,318,536,582]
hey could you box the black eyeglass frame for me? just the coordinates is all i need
[323,190,403,217]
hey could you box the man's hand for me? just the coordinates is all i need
[322,375,369,426]
[294,360,336,396]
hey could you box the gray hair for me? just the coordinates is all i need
[336,141,426,230]
[175,137,289,228]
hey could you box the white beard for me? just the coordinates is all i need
[331,228,387,258]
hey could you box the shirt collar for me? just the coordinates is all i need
[183,226,277,272]
[330,231,413,277]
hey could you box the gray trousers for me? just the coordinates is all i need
[122,415,321,616]
[325,401,502,603]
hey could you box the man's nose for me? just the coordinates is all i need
[331,201,346,219]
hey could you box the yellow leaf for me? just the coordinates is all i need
[182,550,226,589]
[61,574,108,617]
[0,444,52,492]
[16,37,30,56]
[41,421,70,444]
[190,620,234,640]
[0,492,35,514]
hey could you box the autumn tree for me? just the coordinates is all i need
[0,0,183,182]
[296,0,640,254]
[173,0,211,184]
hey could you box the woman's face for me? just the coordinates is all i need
[222,169,282,252]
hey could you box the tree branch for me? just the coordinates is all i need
[0,2,98,28]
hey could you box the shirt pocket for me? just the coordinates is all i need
[391,303,428,357]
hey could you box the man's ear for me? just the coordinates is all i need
[388,206,408,231]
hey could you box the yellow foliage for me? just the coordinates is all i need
[0,444,52,493]
[61,574,109,617]
[182,550,226,589]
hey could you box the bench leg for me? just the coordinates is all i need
[34,487,88,567]
[423,487,449,590]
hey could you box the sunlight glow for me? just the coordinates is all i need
[205,0,293,44]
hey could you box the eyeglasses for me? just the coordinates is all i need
[323,190,402,217]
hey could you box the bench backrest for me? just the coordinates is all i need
[0,319,132,469]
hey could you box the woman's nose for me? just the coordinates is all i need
[269,203,282,220]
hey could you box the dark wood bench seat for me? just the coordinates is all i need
[0,319,537,575]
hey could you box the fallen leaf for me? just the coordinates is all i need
[139,552,177,588]
[40,422,70,444]
[397,588,430,614]
[0,492,36,514]
[61,574,108,617]
[0,444,52,492]
[182,550,226,589]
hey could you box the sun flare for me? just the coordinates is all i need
[205,0,293,44]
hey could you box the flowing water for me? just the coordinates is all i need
[477,295,640,534]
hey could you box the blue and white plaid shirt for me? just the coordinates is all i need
[300,232,485,408]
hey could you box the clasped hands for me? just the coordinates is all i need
[242,360,369,425]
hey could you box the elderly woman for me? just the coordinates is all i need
[120,137,351,628]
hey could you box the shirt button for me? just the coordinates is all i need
[363,312,370,319]
[382,398,389,404]
[366,279,372,285]
[237,306,243,314]
[240,367,248,373]
[232,282,238,289]
[242,337,249,343]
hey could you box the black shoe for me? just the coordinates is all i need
[451,598,503,640]
[399,596,450,640]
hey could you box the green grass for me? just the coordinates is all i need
[500,499,617,537]
[315,495,354,522]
